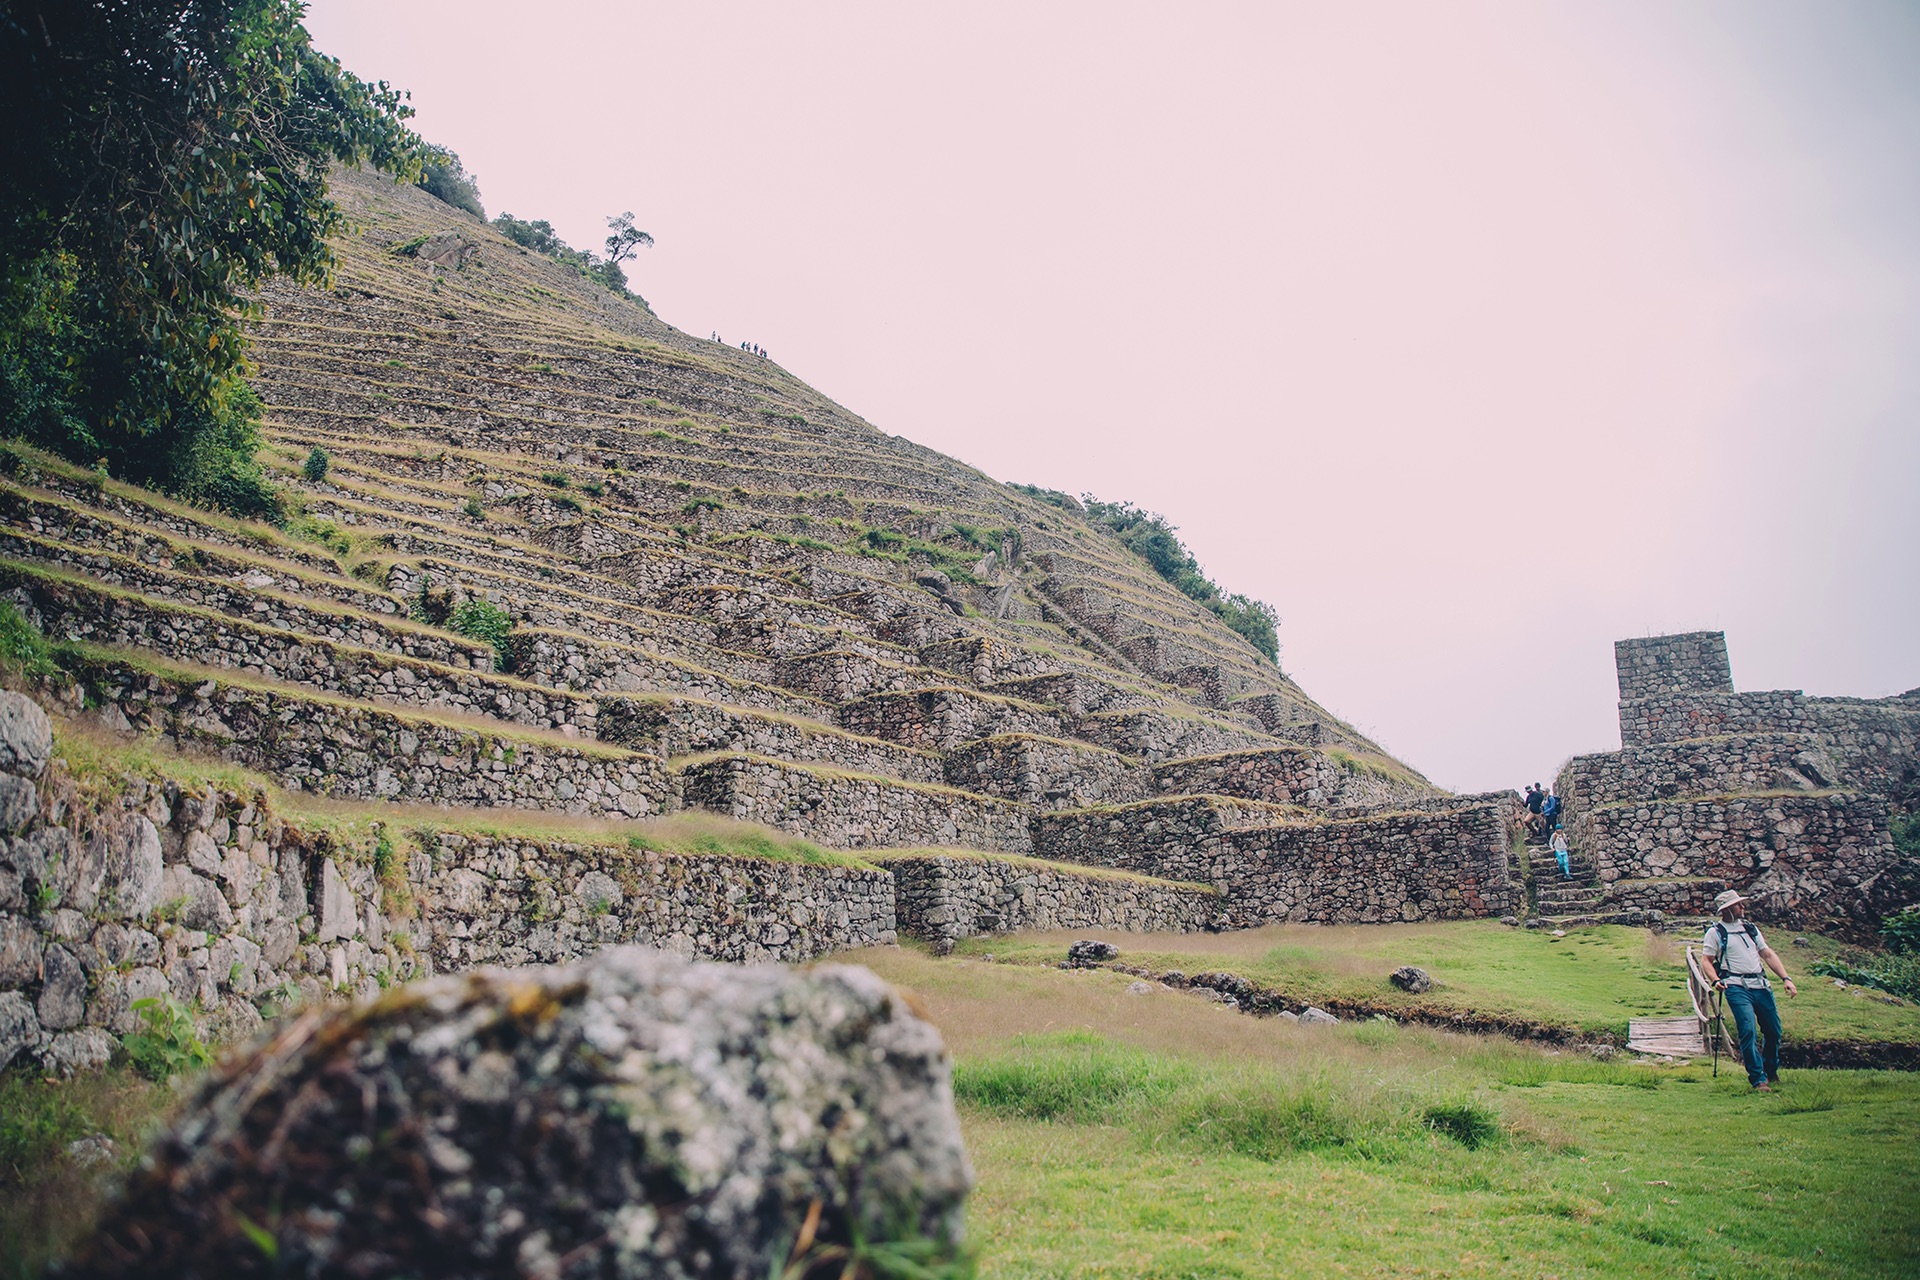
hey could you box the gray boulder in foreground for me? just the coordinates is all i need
[71,947,973,1279]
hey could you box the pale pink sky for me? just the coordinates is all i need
[305,1,1920,792]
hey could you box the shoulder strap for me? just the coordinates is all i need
[1713,923,1729,976]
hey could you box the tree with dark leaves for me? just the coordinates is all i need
[0,0,420,516]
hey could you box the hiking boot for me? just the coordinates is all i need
[1753,1081,1773,1092]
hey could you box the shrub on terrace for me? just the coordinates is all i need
[1018,485,1283,663]
[303,447,331,483]
[416,144,484,218]
[448,598,513,670]
[492,211,650,303]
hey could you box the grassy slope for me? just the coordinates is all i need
[854,947,1920,1280]
[946,921,1920,1044]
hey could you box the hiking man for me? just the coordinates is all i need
[1524,784,1545,840]
[1702,889,1797,1091]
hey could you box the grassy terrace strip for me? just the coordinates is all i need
[946,922,1920,1047]
[0,480,410,614]
[841,947,1920,1279]
[870,847,1218,895]
[61,642,640,759]
[0,533,488,661]
[667,749,1037,803]
[46,724,873,870]
[0,443,343,573]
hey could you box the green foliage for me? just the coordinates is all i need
[122,993,213,1081]
[302,447,330,483]
[580,480,605,497]
[1421,1100,1503,1149]
[447,598,513,668]
[1016,486,1282,661]
[0,0,419,513]
[955,1033,1195,1122]
[492,210,647,300]
[462,497,485,519]
[1809,953,1920,1002]
[1882,903,1920,953]
[539,472,570,488]
[857,528,980,585]
[1892,813,1920,860]
[416,143,484,218]
[0,601,59,682]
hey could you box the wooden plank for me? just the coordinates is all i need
[1627,1015,1706,1056]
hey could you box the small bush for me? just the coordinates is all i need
[553,493,582,512]
[122,993,213,1081]
[540,472,570,488]
[580,480,605,497]
[302,446,329,483]
[1422,1101,1503,1149]
[0,602,59,681]
[1882,903,1920,953]
[1809,953,1920,1002]
[448,598,513,669]
[462,497,485,520]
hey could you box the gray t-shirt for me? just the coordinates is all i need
[1704,921,1767,977]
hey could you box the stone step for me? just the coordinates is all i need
[675,752,1033,853]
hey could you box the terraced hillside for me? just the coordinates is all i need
[0,166,1528,954]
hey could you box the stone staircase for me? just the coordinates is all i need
[0,166,1533,963]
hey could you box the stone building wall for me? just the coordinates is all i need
[1574,793,1901,934]
[880,853,1219,950]
[1557,735,1840,812]
[508,628,823,720]
[1614,631,1734,702]
[1617,690,1811,748]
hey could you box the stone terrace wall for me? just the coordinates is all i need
[943,735,1150,810]
[1575,793,1901,934]
[678,754,1034,853]
[1616,692,1919,788]
[420,833,895,970]
[1034,796,1304,884]
[880,854,1218,951]
[1221,804,1519,925]
[1557,735,1840,812]
[1615,631,1733,702]
[597,695,944,786]
[838,687,1062,752]
[0,755,901,1074]
[79,660,670,818]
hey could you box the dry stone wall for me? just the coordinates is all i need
[881,854,1219,951]
[1575,793,1899,934]
[943,734,1150,810]
[76,659,669,818]
[678,754,1035,852]
[1614,631,1734,702]
[597,694,945,785]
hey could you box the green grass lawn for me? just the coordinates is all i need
[854,946,1920,1279]
[944,921,1920,1044]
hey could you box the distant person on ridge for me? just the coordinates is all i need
[1702,889,1798,1091]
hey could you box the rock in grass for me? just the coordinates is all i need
[1389,965,1433,994]
[0,691,51,778]
[1301,1006,1340,1025]
[1066,939,1119,967]
[68,947,973,1279]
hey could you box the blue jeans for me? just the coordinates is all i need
[1722,984,1781,1086]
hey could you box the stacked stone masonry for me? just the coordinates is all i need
[1554,630,1916,936]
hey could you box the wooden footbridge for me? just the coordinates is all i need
[1626,947,1738,1064]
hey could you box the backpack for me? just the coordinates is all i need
[1711,922,1761,978]
[1543,795,1561,819]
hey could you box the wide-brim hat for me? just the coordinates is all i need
[1713,889,1748,914]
